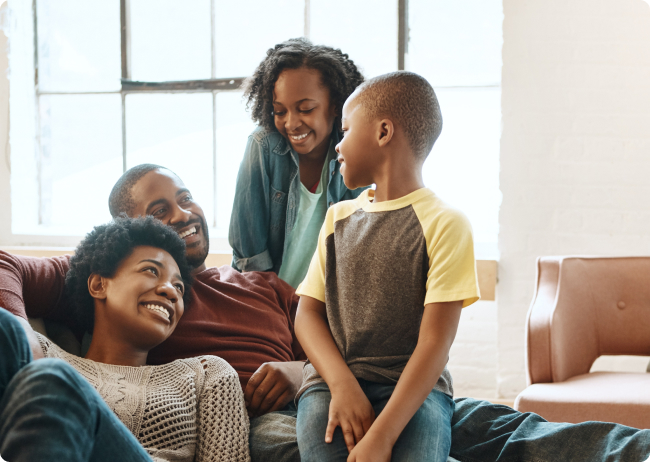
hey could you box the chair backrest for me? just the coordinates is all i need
[526,256,650,384]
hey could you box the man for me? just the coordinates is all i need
[2,164,303,461]
[3,164,650,462]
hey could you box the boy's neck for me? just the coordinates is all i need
[371,153,425,203]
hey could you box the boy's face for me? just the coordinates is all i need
[96,245,185,350]
[336,96,377,189]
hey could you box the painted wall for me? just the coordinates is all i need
[499,0,650,397]
[0,3,10,245]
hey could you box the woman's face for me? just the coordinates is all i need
[273,67,337,159]
[95,245,185,350]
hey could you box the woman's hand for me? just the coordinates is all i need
[346,431,392,462]
[326,383,375,453]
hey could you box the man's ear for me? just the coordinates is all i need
[377,118,395,147]
[88,274,108,301]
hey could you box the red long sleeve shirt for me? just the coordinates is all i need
[0,251,305,388]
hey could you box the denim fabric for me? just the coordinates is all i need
[296,380,454,462]
[249,402,301,462]
[229,126,368,273]
[0,308,152,462]
[450,397,650,462]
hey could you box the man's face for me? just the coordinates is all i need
[335,96,377,190]
[129,169,209,272]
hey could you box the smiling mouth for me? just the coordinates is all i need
[289,132,309,141]
[178,226,197,239]
[142,303,171,321]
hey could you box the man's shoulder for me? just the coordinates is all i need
[195,265,294,297]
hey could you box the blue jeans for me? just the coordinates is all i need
[0,308,152,462]
[296,380,454,462]
[450,398,650,462]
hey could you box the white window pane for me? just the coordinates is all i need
[39,94,122,232]
[130,0,211,81]
[215,92,256,235]
[409,0,503,86]
[125,93,214,227]
[214,0,303,78]
[423,87,501,258]
[310,0,397,78]
[36,0,121,92]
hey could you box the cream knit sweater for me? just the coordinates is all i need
[37,333,250,462]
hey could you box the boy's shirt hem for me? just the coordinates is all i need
[296,187,480,401]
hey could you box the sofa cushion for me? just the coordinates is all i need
[515,372,650,429]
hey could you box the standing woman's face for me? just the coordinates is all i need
[272,67,337,159]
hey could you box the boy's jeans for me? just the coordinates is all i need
[296,379,454,462]
[0,308,152,462]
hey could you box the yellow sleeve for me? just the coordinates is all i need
[414,204,480,308]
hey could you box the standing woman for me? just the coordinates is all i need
[229,38,367,288]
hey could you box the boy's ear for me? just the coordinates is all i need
[377,118,395,147]
[88,274,108,300]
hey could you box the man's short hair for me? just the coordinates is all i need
[354,71,442,160]
[108,164,168,217]
[66,216,194,333]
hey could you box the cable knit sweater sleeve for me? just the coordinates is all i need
[195,356,251,462]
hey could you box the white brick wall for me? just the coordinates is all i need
[499,0,650,397]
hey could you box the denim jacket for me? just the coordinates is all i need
[229,126,368,273]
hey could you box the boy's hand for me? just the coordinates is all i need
[346,432,392,462]
[326,383,375,452]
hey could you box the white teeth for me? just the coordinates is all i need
[179,226,197,239]
[143,304,170,320]
[290,133,309,141]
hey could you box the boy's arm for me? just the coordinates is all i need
[295,295,375,452]
[349,300,462,462]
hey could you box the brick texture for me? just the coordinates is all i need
[499,0,650,397]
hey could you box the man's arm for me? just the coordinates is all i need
[0,251,72,359]
[348,301,462,461]
[244,278,306,417]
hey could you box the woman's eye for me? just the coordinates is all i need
[144,267,158,275]
[175,283,185,294]
[274,111,286,117]
[299,108,315,114]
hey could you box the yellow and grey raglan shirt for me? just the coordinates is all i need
[296,187,480,399]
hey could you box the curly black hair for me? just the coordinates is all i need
[65,216,193,333]
[244,37,365,134]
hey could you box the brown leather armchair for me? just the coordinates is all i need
[514,256,650,428]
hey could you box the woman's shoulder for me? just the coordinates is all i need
[178,355,239,380]
[249,125,289,154]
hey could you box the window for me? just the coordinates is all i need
[7,0,502,257]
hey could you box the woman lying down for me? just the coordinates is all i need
[0,216,250,462]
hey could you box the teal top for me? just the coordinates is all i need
[277,144,333,288]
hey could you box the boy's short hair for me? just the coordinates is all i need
[65,216,193,333]
[354,71,442,160]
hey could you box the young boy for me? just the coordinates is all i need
[294,71,479,462]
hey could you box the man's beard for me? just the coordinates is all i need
[179,216,210,270]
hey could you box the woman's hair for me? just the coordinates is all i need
[244,37,365,133]
[65,216,193,333]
